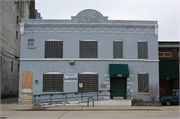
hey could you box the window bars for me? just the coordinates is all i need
[43,74,63,92]
[138,42,148,59]
[80,41,97,58]
[113,41,123,58]
[45,41,63,58]
[138,73,149,93]
[78,74,98,92]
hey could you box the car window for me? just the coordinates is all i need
[176,92,179,96]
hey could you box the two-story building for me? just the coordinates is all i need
[19,9,159,104]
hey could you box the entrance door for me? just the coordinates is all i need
[110,77,127,99]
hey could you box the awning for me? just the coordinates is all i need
[109,64,129,77]
[159,60,179,80]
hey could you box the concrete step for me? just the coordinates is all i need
[113,97,124,100]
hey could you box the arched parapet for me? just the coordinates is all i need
[71,9,108,23]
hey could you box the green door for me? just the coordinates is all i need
[110,77,127,99]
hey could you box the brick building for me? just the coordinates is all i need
[159,41,179,97]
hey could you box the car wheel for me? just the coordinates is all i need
[165,100,171,106]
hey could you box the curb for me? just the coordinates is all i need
[15,109,162,111]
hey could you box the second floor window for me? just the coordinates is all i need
[80,41,98,58]
[45,41,63,58]
[113,41,123,58]
[138,42,148,59]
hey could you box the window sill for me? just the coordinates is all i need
[27,46,36,49]
[137,93,149,95]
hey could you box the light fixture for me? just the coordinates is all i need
[35,80,38,84]
[70,60,74,65]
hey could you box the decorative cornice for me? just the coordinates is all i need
[19,58,159,62]
[154,25,159,37]
[19,23,26,35]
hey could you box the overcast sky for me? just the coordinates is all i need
[35,0,179,41]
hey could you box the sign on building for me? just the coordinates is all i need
[79,83,83,88]
[64,73,77,82]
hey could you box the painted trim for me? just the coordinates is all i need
[155,25,159,37]
[45,39,63,41]
[24,31,155,35]
[138,40,148,42]
[19,23,25,35]
[79,71,98,74]
[113,40,123,42]
[138,72,148,74]
[80,39,97,41]
[20,58,159,62]
[44,72,63,74]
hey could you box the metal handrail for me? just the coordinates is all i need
[87,97,94,107]
[33,90,110,104]
[33,90,131,105]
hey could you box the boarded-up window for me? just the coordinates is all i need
[138,42,148,59]
[113,41,123,58]
[78,74,98,92]
[45,41,63,58]
[80,41,97,58]
[43,74,63,92]
[138,73,149,93]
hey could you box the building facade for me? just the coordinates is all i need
[19,9,159,104]
[0,0,35,98]
[158,42,179,97]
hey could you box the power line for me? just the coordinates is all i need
[42,1,50,18]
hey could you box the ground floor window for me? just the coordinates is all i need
[138,73,149,93]
[78,74,98,92]
[43,73,63,92]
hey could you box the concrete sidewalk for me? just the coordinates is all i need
[1,103,179,111]
[1,98,179,111]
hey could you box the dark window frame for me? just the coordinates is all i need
[43,74,63,92]
[113,41,123,58]
[78,74,98,92]
[79,41,98,58]
[11,61,13,72]
[138,73,149,93]
[17,16,19,24]
[138,42,148,59]
[45,41,63,58]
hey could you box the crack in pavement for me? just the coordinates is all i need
[57,111,67,119]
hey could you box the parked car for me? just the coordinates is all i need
[160,91,179,106]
